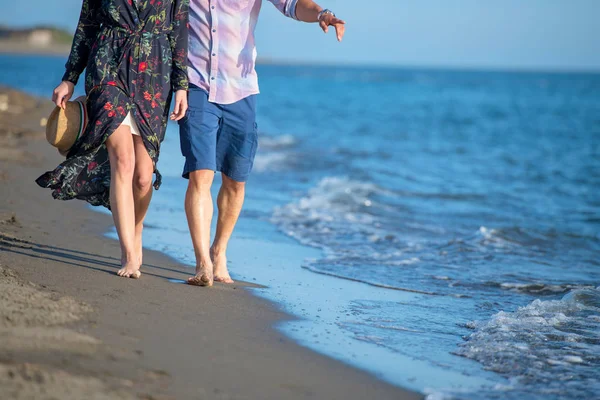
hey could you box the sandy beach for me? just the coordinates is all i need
[0,86,422,399]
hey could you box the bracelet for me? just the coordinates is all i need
[317,9,335,21]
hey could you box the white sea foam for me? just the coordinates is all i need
[253,152,289,172]
[259,134,297,149]
[455,287,600,398]
[272,176,382,246]
[251,134,300,172]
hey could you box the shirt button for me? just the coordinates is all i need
[212,53,216,56]
[211,5,215,9]
[211,77,215,80]
[212,29,216,32]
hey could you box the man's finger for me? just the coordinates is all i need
[334,23,345,42]
[319,20,327,33]
[330,17,345,25]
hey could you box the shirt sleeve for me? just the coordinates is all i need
[62,0,101,85]
[168,0,190,92]
[267,0,300,20]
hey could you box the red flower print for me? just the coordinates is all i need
[108,110,116,118]
[88,162,98,171]
[154,92,161,99]
[151,100,158,109]
[96,120,102,126]
[139,62,148,72]
[107,81,117,86]
[143,112,151,119]
[103,102,113,110]
[144,91,153,101]
[117,106,126,116]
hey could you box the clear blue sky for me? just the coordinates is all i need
[1,0,599,71]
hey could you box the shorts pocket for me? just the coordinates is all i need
[178,108,194,126]
[249,122,259,167]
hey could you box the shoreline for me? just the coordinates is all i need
[0,41,70,56]
[0,85,422,399]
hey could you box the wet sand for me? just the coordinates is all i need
[0,86,422,399]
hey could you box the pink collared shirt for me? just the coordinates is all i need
[188,0,299,105]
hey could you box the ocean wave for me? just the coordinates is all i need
[272,177,597,299]
[494,282,596,295]
[454,287,600,399]
[253,152,290,173]
[251,134,300,172]
[272,176,383,246]
[259,134,298,150]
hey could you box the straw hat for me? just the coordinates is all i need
[45,96,88,156]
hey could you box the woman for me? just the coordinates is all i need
[36,0,189,279]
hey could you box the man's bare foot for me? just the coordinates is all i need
[211,248,234,284]
[117,261,141,279]
[187,261,213,287]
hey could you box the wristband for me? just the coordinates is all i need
[317,9,335,21]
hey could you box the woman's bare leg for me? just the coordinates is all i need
[132,135,154,266]
[106,124,140,278]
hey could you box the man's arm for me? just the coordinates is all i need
[269,0,346,41]
[294,0,346,41]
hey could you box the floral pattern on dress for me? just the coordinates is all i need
[36,0,189,209]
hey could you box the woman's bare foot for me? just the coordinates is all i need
[187,261,213,287]
[117,261,141,279]
[134,228,144,266]
[211,248,234,284]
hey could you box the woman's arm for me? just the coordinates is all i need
[168,0,189,92]
[62,0,101,85]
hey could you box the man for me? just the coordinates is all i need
[179,0,345,287]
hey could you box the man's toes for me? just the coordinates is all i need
[188,275,209,286]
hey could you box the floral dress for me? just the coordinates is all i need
[36,0,189,209]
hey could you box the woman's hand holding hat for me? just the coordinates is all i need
[52,81,75,109]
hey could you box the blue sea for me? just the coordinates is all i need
[2,54,599,399]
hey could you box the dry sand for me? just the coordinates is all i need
[0,86,422,399]
[0,40,70,56]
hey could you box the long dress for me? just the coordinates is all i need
[36,0,189,209]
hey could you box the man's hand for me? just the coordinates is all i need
[319,12,345,42]
[295,1,346,42]
[170,89,188,121]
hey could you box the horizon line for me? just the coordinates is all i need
[256,58,600,75]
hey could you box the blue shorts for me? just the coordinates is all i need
[178,85,258,182]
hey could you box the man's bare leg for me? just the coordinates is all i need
[132,135,154,266]
[185,170,215,286]
[211,174,246,283]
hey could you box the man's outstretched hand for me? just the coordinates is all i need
[319,12,345,42]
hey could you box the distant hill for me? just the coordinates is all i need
[0,25,72,55]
